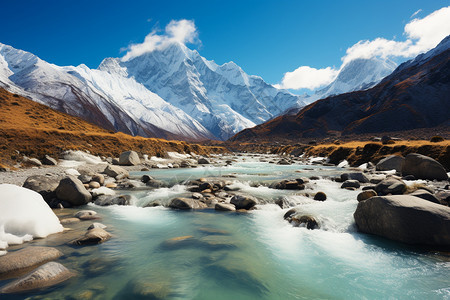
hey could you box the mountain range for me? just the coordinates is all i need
[231,35,450,141]
[0,41,398,141]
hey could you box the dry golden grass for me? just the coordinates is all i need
[0,88,226,167]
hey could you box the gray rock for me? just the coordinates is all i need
[168,197,208,210]
[436,190,450,206]
[0,262,74,294]
[70,228,111,245]
[277,159,291,165]
[375,177,406,195]
[402,153,448,181]
[341,172,369,183]
[271,180,305,190]
[230,195,258,210]
[75,210,98,220]
[215,203,236,211]
[409,190,440,204]
[22,175,59,203]
[112,158,120,165]
[94,195,131,206]
[78,174,92,184]
[357,190,377,202]
[354,195,450,246]
[104,165,129,178]
[119,150,140,166]
[376,155,404,172]
[145,178,166,188]
[42,155,57,166]
[0,247,62,278]
[341,180,360,189]
[56,176,92,206]
[198,157,210,164]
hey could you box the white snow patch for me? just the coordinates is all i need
[65,168,80,176]
[92,187,116,197]
[0,184,63,249]
[62,150,104,164]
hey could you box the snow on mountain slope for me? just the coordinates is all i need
[300,57,397,105]
[103,42,305,140]
[0,43,213,140]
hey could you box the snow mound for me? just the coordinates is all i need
[61,150,103,164]
[0,184,63,249]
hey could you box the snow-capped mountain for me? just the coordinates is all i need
[101,43,305,140]
[0,42,305,141]
[315,57,397,99]
[0,43,212,140]
[282,57,397,115]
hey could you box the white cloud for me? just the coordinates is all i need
[122,19,198,61]
[410,9,422,19]
[278,66,339,90]
[278,6,450,90]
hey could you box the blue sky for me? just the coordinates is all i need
[0,0,449,88]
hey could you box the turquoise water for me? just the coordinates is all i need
[1,156,449,299]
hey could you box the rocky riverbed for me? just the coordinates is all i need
[0,150,449,299]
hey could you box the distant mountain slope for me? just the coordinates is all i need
[231,36,450,141]
[102,43,306,140]
[0,88,225,167]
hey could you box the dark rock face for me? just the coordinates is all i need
[198,157,210,164]
[271,180,305,190]
[354,195,450,246]
[55,176,92,206]
[376,155,404,172]
[230,195,258,210]
[409,190,440,204]
[0,262,74,294]
[119,151,140,166]
[375,177,406,195]
[402,153,448,181]
[22,175,59,203]
[168,197,208,210]
[42,155,58,166]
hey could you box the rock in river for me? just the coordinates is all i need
[104,165,129,178]
[374,177,406,195]
[0,262,74,294]
[169,197,208,210]
[376,155,404,172]
[354,195,450,246]
[0,246,62,278]
[70,228,111,246]
[230,195,258,210]
[23,175,59,203]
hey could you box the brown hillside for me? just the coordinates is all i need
[0,88,226,167]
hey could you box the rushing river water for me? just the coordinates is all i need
[2,155,450,299]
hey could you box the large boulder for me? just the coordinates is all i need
[0,247,62,278]
[215,203,236,211]
[119,151,140,166]
[376,155,404,172]
[402,153,448,181]
[374,177,406,195]
[230,195,258,210]
[341,172,369,183]
[55,176,92,206]
[104,165,129,178]
[168,198,208,210]
[341,180,360,189]
[354,195,450,246]
[0,262,74,294]
[409,190,440,204]
[22,175,59,203]
[198,157,210,164]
